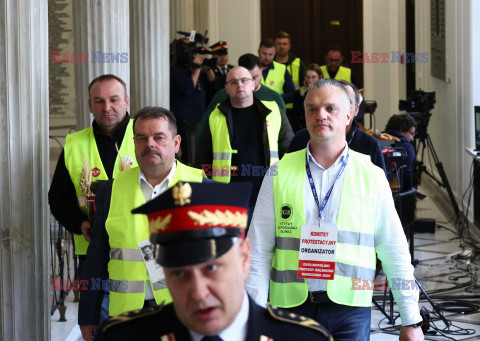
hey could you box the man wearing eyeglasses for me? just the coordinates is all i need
[79,107,207,341]
[195,66,293,220]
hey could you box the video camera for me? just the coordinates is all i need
[171,30,216,69]
[398,89,436,140]
[399,89,436,113]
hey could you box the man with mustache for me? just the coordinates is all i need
[79,107,207,340]
[49,74,137,328]
[95,182,332,341]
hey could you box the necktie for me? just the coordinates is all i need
[223,68,227,76]
[201,336,223,341]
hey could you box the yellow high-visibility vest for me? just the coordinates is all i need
[106,163,203,316]
[64,120,137,255]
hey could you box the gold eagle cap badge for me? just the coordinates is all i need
[173,182,192,206]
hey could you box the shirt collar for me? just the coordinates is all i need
[137,160,177,189]
[306,140,349,170]
[189,292,249,341]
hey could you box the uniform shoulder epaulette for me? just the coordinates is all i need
[266,303,332,339]
[101,303,164,333]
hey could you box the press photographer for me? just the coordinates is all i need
[170,31,215,165]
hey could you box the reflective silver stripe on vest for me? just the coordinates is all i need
[110,280,144,293]
[276,237,300,250]
[338,231,375,248]
[110,248,144,262]
[213,152,232,160]
[271,262,375,283]
[335,262,376,281]
[270,151,279,159]
[152,280,168,291]
[271,269,304,284]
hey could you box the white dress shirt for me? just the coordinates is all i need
[138,161,177,299]
[246,143,422,326]
[189,292,249,341]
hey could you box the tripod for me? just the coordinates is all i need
[414,132,461,220]
[372,164,450,329]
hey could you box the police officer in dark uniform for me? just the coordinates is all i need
[95,182,332,341]
[205,41,234,104]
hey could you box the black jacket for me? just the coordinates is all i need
[194,96,293,170]
[95,295,333,341]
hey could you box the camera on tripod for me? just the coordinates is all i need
[399,90,436,140]
[170,30,217,69]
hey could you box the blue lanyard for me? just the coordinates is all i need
[305,149,349,224]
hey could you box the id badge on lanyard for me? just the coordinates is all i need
[138,239,165,284]
[298,149,349,280]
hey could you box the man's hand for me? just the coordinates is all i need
[192,55,204,65]
[81,221,92,243]
[80,325,97,341]
[400,326,424,341]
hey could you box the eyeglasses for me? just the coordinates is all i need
[226,77,253,86]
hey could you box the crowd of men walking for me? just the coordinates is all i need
[48,31,424,341]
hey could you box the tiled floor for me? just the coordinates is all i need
[50,177,480,340]
[370,189,480,340]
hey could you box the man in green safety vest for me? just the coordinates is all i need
[258,39,296,107]
[195,66,293,217]
[49,74,136,327]
[321,46,362,89]
[246,79,424,340]
[274,31,306,95]
[79,107,206,341]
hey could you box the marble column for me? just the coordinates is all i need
[0,0,50,339]
[130,0,170,113]
[72,0,130,130]
[169,0,195,42]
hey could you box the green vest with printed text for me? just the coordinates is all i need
[208,101,281,183]
[261,61,286,95]
[270,149,377,308]
[106,163,203,316]
[320,65,352,83]
[285,57,301,109]
[64,120,137,255]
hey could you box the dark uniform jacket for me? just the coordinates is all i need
[206,64,234,105]
[95,295,333,341]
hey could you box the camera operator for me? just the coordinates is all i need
[384,113,417,191]
[170,38,215,165]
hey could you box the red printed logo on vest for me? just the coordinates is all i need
[266,120,271,126]
[269,80,275,86]
[91,167,101,177]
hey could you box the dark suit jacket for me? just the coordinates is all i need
[95,295,333,340]
[78,172,212,326]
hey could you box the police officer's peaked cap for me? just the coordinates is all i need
[210,41,229,55]
[132,182,251,267]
